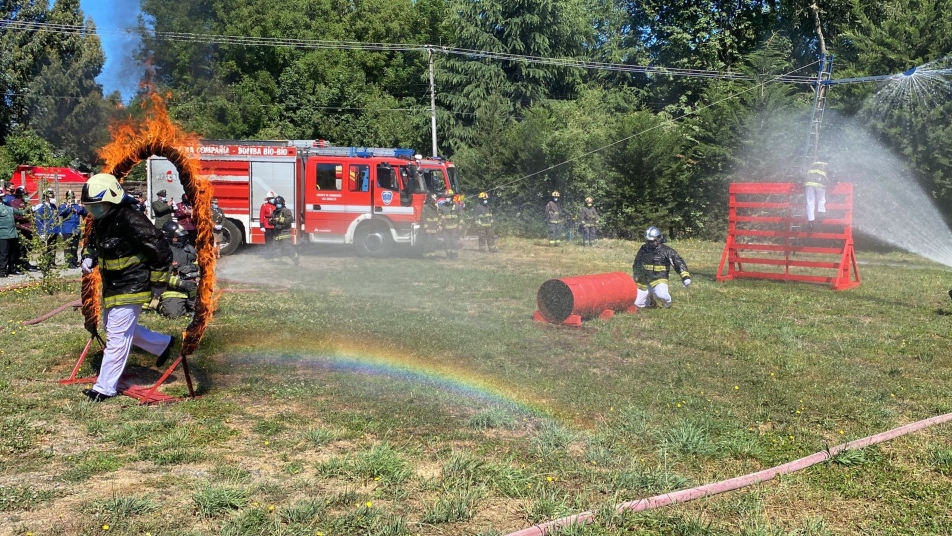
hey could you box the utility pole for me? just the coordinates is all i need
[427,47,438,158]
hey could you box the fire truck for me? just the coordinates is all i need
[4,165,89,202]
[147,140,459,256]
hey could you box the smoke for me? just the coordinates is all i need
[83,0,144,102]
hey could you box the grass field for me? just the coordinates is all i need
[2,236,952,535]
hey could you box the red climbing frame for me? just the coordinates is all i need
[716,182,860,290]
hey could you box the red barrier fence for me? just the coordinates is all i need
[716,182,860,290]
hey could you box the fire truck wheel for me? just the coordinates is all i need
[355,223,394,257]
[218,219,243,256]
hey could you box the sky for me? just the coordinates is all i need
[79,0,143,102]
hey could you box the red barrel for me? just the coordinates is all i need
[536,271,638,324]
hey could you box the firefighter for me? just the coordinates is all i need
[268,195,298,265]
[632,226,691,309]
[579,196,599,247]
[804,159,830,229]
[473,191,498,253]
[421,192,441,256]
[210,197,225,258]
[259,191,276,257]
[158,221,199,318]
[79,173,176,402]
[151,189,173,229]
[438,189,461,259]
[544,191,563,246]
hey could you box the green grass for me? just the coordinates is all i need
[2,237,952,534]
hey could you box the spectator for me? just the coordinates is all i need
[9,187,37,271]
[0,201,26,277]
[33,189,61,269]
[57,190,86,269]
[151,189,173,229]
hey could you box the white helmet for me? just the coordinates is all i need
[81,173,124,205]
[645,226,662,242]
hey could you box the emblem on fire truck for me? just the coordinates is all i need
[381,190,393,205]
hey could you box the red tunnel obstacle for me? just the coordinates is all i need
[534,271,638,326]
[716,182,860,290]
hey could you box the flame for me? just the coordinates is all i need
[82,89,219,357]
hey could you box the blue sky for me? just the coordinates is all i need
[79,0,143,102]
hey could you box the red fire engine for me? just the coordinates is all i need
[5,165,89,202]
[147,140,459,256]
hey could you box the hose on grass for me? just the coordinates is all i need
[504,411,952,536]
[23,299,82,325]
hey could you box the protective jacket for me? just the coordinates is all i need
[269,207,294,239]
[579,206,598,228]
[474,203,494,227]
[439,201,460,230]
[422,202,440,234]
[632,242,690,289]
[804,161,830,189]
[544,201,562,224]
[84,204,173,309]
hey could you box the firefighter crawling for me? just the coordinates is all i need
[632,226,691,309]
[79,173,177,402]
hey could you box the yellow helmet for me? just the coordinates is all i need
[585,196,593,204]
[478,191,489,199]
[551,190,560,198]
[445,189,455,196]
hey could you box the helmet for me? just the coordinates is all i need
[274,195,286,206]
[445,189,454,196]
[14,186,27,197]
[65,190,75,201]
[82,173,124,205]
[585,196,593,204]
[551,190,560,198]
[161,220,179,239]
[478,191,489,200]
[645,226,662,242]
[46,188,55,198]
[266,190,275,199]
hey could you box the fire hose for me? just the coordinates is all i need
[504,411,952,536]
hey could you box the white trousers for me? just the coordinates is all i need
[93,304,171,396]
[805,186,826,222]
[635,283,672,308]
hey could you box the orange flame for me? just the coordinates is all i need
[82,89,219,357]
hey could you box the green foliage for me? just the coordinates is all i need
[192,486,249,518]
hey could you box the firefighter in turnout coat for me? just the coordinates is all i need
[544,191,563,246]
[79,174,177,402]
[158,221,199,318]
[804,159,830,228]
[473,192,497,252]
[578,196,599,246]
[268,195,298,265]
[438,190,461,259]
[632,226,691,309]
[421,193,441,255]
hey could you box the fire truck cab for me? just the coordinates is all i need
[4,165,89,203]
[147,140,458,256]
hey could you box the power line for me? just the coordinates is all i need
[1,19,818,84]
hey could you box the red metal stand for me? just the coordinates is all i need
[59,335,199,404]
[716,182,860,290]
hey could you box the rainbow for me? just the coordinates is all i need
[228,338,554,418]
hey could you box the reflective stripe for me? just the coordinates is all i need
[642,264,669,271]
[162,291,188,299]
[103,291,152,309]
[804,182,826,188]
[100,253,147,271]
[679,271,691,279]
[649,278,668,287]
[275,234,291,240]
[150,270,170,284]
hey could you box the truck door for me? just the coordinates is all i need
[374,163,399,214]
